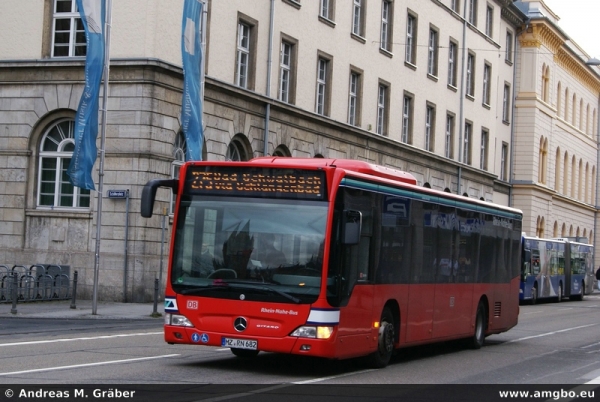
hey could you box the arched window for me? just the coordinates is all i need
[273,145,291,157]
[564,88,569,120]
[536,216,545,238]
[584,162,589,203]
[586,104,591,135]
[572,94,576,126]
[593,166,597,205]
[561,223,566,237]
[541,64,550,103]
[554,147,561,191]
[571,156,576,198]
[553,221,558,238]
[38,119,90,208]
[538,137,547,184]
[578,159,583,200]
[557,82,562,116]
[563,152,569,195]
[226,134,252,161]
[579,99,583,130]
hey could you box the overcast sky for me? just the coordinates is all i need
[542,0,600,58]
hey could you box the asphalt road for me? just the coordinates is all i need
[0,295,599,400]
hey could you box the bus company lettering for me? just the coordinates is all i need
[261,307,298,315]
[493,216,513,229]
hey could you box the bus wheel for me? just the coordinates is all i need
[556,284,562,303]
[470,302,487,349]
[531,287,537,305]
[231,348,259,358]
[367,307,395,368]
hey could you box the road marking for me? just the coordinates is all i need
[0,332,163,347]
[293,369,377,384]
[0,354,180,376]
[506,324,597,343]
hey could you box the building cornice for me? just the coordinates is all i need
[519,21,600,93]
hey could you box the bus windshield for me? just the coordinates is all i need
[170,196,328,303]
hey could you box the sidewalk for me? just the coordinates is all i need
[0,299,163,320]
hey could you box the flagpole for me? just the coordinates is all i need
[92,0,112,315]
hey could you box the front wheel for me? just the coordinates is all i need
[469,302,487,349]
[366,307,395,368]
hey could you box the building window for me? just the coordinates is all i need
[52,0,86,57]
[501,142,508,181]
[451,0,460,13]
[348,70,363,126]
[480,129,488,170]
[468,0,477,26]
[463,122,472,165]
[425,104,436,152]
[448,40,458,87]
[376,83,389,135]
[485,5,493,37]
[236,22,251,88]
[402,94,413,144]
[505,30,513,63]
[380,1,393,52]
[352,0,365,37]
[316,56,332,116]
[427,28,438,77]
[466,52,475,97]
[405,14,417,64]
[279,40,296,103]
[320,0,335,20]
[445,114,455,159]
[226,136,250,161]
[503,83,511,122]
[38,119,90,208]
[482,63,491,106]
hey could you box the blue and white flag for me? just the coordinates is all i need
[181,0,204,161]
[67,0,106,191]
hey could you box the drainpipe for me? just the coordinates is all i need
[457,2,468,195]
[509,20,529,208]
[264,0,275,156]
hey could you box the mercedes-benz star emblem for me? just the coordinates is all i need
[234,317,247,332]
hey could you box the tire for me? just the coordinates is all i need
[470,302,487,349]
[230,348,259,358]
[366,307,395,368]
[531,286,537,305]
[556,284,562,303]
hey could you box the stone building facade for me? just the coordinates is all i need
[513,0,600,261]
[0,0,527,301]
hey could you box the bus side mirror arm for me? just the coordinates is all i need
[140,179,178,218]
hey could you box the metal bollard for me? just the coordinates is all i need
[11,273,18,314]
[70,270,78,309]
[152,278,159,315]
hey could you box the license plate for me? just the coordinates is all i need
[221,337,257,350]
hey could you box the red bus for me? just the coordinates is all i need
[141,157,523,368]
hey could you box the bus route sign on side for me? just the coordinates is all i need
[107,190,128,199]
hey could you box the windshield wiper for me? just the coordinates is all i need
[179,285,230,295]
[215,280,301,303]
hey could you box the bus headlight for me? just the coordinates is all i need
[165,313,194,327]
[290,325,334,339]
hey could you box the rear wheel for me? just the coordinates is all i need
[230,348,259,358]
[366,307,395,368]
[556,284,562,303]
[470,302,487,349]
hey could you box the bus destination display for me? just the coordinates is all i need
[186,167,325,200]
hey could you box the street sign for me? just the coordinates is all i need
[107,190,128,199]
